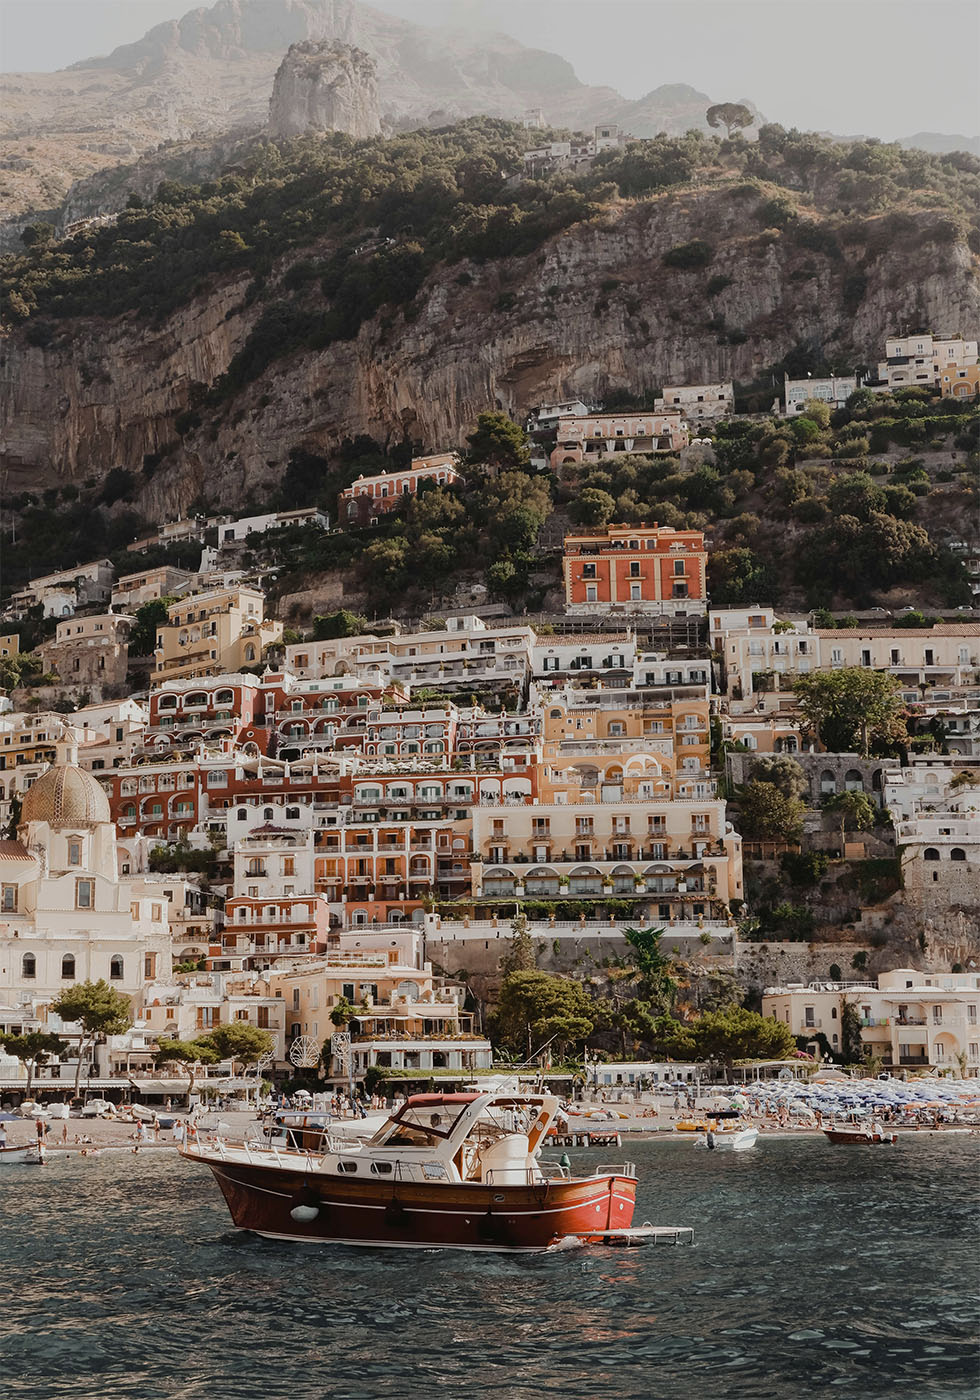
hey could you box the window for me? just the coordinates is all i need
[673,560,685,575]
[630,584,641,600]
[22,952,36,979]
[629,562,641,578]
[586,584,597,603]
[62,954,76,980]
[1,885,16,913]
[68,839,82,865]
[582,563,597,579]
[76,879,94,910]
[110,955,124,980]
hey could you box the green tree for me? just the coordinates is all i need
[311,609,367,640]
[622,926,677,1013]
[153,1037,220,1106]
[50,979,133,1099]
[827,471,886,520]
[750,754,808,801]
[568,487,616,526]
[493,971,594,1060]
[735,781,806,842]
[825,789,876,848]
[465,412,530,470]
[706,103,754,138]
[500,913,537,976]
[0,1031,68,1096]
[794,668,905,754]
[329,996,358,1029]
[205,1021,274,1074]
[20,222,54,249]
[689,1004,798,1068]
[129,596,176,657]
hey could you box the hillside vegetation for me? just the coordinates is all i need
[5,118,978,340]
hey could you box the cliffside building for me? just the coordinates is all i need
[37,613,134,699]
[562,524,707,618]
[153,586,283,683]
[551,411,688,467]
[655,382,734,423]
[783,374,857,415]
[339,455,459,527]
[877,333,979,390]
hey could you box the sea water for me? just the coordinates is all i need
[0,1136,977,1399]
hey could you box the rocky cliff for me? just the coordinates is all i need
[269,41,381,138]
[2,187,976,519]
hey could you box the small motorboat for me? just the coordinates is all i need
[0,1142,46,1164]
[823,1126,897,1145]
[694,1127,759,1153]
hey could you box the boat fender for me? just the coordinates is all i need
[289,1204,320,1223]
[289,1184,322,1223]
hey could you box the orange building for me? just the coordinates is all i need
[562,524,707,617]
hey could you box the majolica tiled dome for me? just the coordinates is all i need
[20,763,111,828]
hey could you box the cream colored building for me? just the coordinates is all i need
[111,566,195,611]
[656,382,734,422]
[270,936,491,1077]
[763,969,980,1074]
[472,756,741,924]
[719,621,980,701]
[153,586,283,683]
[878,333,979,390]
[37,613,134,699]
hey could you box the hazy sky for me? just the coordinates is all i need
[1,0,978,139]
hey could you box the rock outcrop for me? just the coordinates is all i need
[1,191,976,520]
[269,41,380,139]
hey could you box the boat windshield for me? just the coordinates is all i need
[368,1104,468,1148]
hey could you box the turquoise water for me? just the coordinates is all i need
[0,1136,977,1399]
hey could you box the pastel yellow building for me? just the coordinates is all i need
[153,587,283,683]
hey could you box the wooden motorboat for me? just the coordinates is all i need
[823,1126,897,1145]
[183,1090,637,1252]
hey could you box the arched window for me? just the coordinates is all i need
[923,848,940,861]
[244,645,256,662]
[950,848,966,861]
[263,808,274,821]
[109,955,124,980]
[157,695,177,710]
[286,806,300,820]
[237,807,247,819]
[844,770,864,791]
[62,954,76,979]
[215,689,234,706]
[22,952,36,980]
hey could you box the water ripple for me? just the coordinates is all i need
[0,1139,977,1398]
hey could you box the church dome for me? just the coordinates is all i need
[20,763,111,828]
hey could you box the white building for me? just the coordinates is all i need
[877,333,979,390]
[783,374,857,415]
[0,757,174,1062]
[763,969,980,1074]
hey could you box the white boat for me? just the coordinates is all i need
[694,1127,759,1153]
[0,1142,46,1164]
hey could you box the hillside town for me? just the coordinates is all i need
[1,330,978,1109]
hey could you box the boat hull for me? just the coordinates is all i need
[183,1150,637,1252]
[822,1129,897,1145]
[0,1144,44,1164]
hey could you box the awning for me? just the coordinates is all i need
[127,1078,190,1093]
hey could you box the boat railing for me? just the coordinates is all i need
[591,1162,637,1179]
[482,1166,568,1185]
